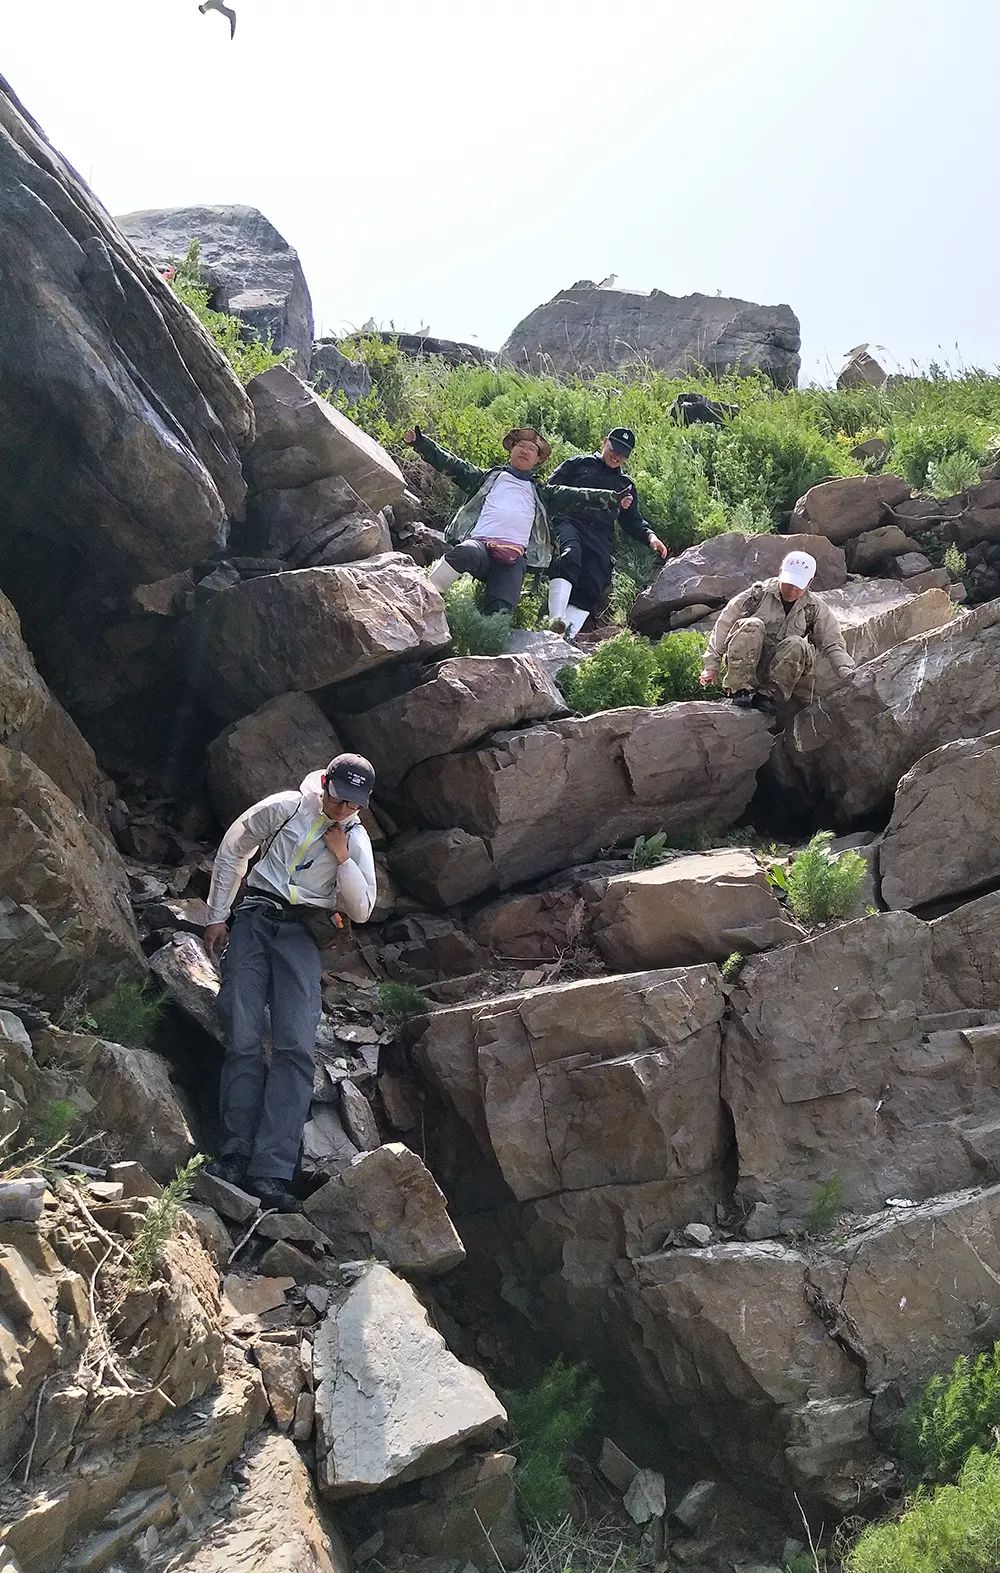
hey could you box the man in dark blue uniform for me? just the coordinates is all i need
[546,428,668,637]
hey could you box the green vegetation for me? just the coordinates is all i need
[847,1447,1000,1573]
[32,1098,77,1150]
[508,1358,599,1526]
[87,980,166,1051]
[721,951,746,982]
[901,1342,1000,1487]
[803,1173,845,1238]
[768,832,867,925]
[442,578,513,656]
[126,1154,206,1288]
[335,346,1000,554]
[557,629,720,716]
[376,981,431,1021]
[943,541,968,578]
[170,241,292,384]
[927,450,982,497]
[630,830,671,870]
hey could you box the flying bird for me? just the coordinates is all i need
[199,0,237,39]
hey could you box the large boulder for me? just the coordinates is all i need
[0,747,144,1005]
[502,282,801,389]
[381,1451,524,1571]
[117,204,314,373]
[245,367,405,510]
[631,532,846,637]
[412,967,727,1213]
[247,474,390,567]
[817,581,954,666]
[880,732,1000,911]
[207,692,343,828]
[0,79,249,592]
[0,589,113,829]
[341,655,563,790]
[309,339,373,404]
[190,561,449,721]
[837,345,889,390]
[588,851,801,970]
[313,1264,506,1499]
[926,889,1000,1015]
[395,704,772,903]
[722,912,1000,1219]
[790,475,912,545]
[786,601,1000,821]
[304,1143,466,1276]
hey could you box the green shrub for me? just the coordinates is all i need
[508,1358,599,1526]
[901,1342,1000,1486]
[652,630,721,702]
[927,450,982,498]
[943,542,968,578]
[32,1098,77,1150]
[804,1173,845,1237]
[376,981,430,1021]
[630,830,671,870]
[442,579,512,656]
[171,241,292,384]
[558,632,657,714]
[127,1154,205,1288]
[88,980,165,1050]
[772,832,867,925]
[721,951,746,982]
[889,417,989,490]
[847,1447,1000,1573]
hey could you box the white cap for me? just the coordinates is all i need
[779,550,817,589]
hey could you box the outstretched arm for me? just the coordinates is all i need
[540,480,620,519]
[404,425,486,496]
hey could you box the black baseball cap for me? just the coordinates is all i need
[607,427,636,456]
[325,753,375,807]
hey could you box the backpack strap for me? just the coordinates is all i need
[744,582,767,615]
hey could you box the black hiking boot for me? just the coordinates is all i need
[751,691,777,715]
[729,689,757,709]
[204,1154,249,1188]
[248,1176,300,1213]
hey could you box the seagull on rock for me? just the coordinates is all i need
[199,1,237,39]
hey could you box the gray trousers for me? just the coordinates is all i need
[446,539,527,614]
[216,906,322,1180]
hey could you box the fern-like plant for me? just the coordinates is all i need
[847,1446,1000,1573]
[127,1154,205,1288]
[442,579,512,657]
[376,981,430,1021]
[777,832,867,925]
[558,632,657,714]
[901,1343,1000,1485]
[87,980,165,1051]
[926,449,981,498]
[508,1358,599,1526]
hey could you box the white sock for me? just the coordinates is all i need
[565,604,590,637]
[548,578,572,622]
[429,559,461,592]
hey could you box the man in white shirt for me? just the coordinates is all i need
[202,754,377,1211]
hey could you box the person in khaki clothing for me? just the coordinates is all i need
[698,550,855,710]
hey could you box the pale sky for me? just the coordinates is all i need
[3,0,998,384]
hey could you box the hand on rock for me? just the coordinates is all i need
[204,922,228,961]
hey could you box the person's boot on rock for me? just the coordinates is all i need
[202,755,378,1212]
[698,550,855,714]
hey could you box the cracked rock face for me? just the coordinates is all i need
[880,730,1000,910]
[312,1264,506,1499]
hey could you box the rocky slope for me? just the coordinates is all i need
[7,69,1000,1573]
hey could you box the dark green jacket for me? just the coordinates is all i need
[412,431,618,570]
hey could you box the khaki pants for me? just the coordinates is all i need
[722,616,815,702]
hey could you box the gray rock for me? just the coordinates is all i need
[790,475,912,545]
[245,366,405,509]
[190,561,449,721]
[631,532,847,637]
[503,282,800,389]
[505,628,586,685]
[624,1467,666,1524]
[341,655,563,791]
[670,1480,718,1532]
[313,1264,506,1498]
[787,600,1000,822]
[305,1143,466,1276]
[399,704,773,904]
[880,732,1000,911]
[150,934,222,1042]
[381,1451,525,1572]
[207,693,343,830]
[339,1081,380,1152]
[248,473,390,567]
[191,1171,259,1225]
[0,86,248,598]
[310,339,373,403]
[589,850,802,971]
[303,1104,362,1178]
[184,1201,235,1263]
[896,551,934,577]
[117,203,314,372]
[837,346,889,390]
[744,1203,781,1241]
[388,828,496,909]
[816,581,953,669]
[848,525,920,572]
[683,1222,715,1247]
[599,1437,640,1493]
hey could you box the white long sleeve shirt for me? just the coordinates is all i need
[206,770,377,925]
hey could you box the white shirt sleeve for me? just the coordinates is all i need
[206,799,288,924]
[337,824,377,923]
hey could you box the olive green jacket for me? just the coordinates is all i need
[413,431,618,570]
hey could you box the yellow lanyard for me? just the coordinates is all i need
[287,816,328,904]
